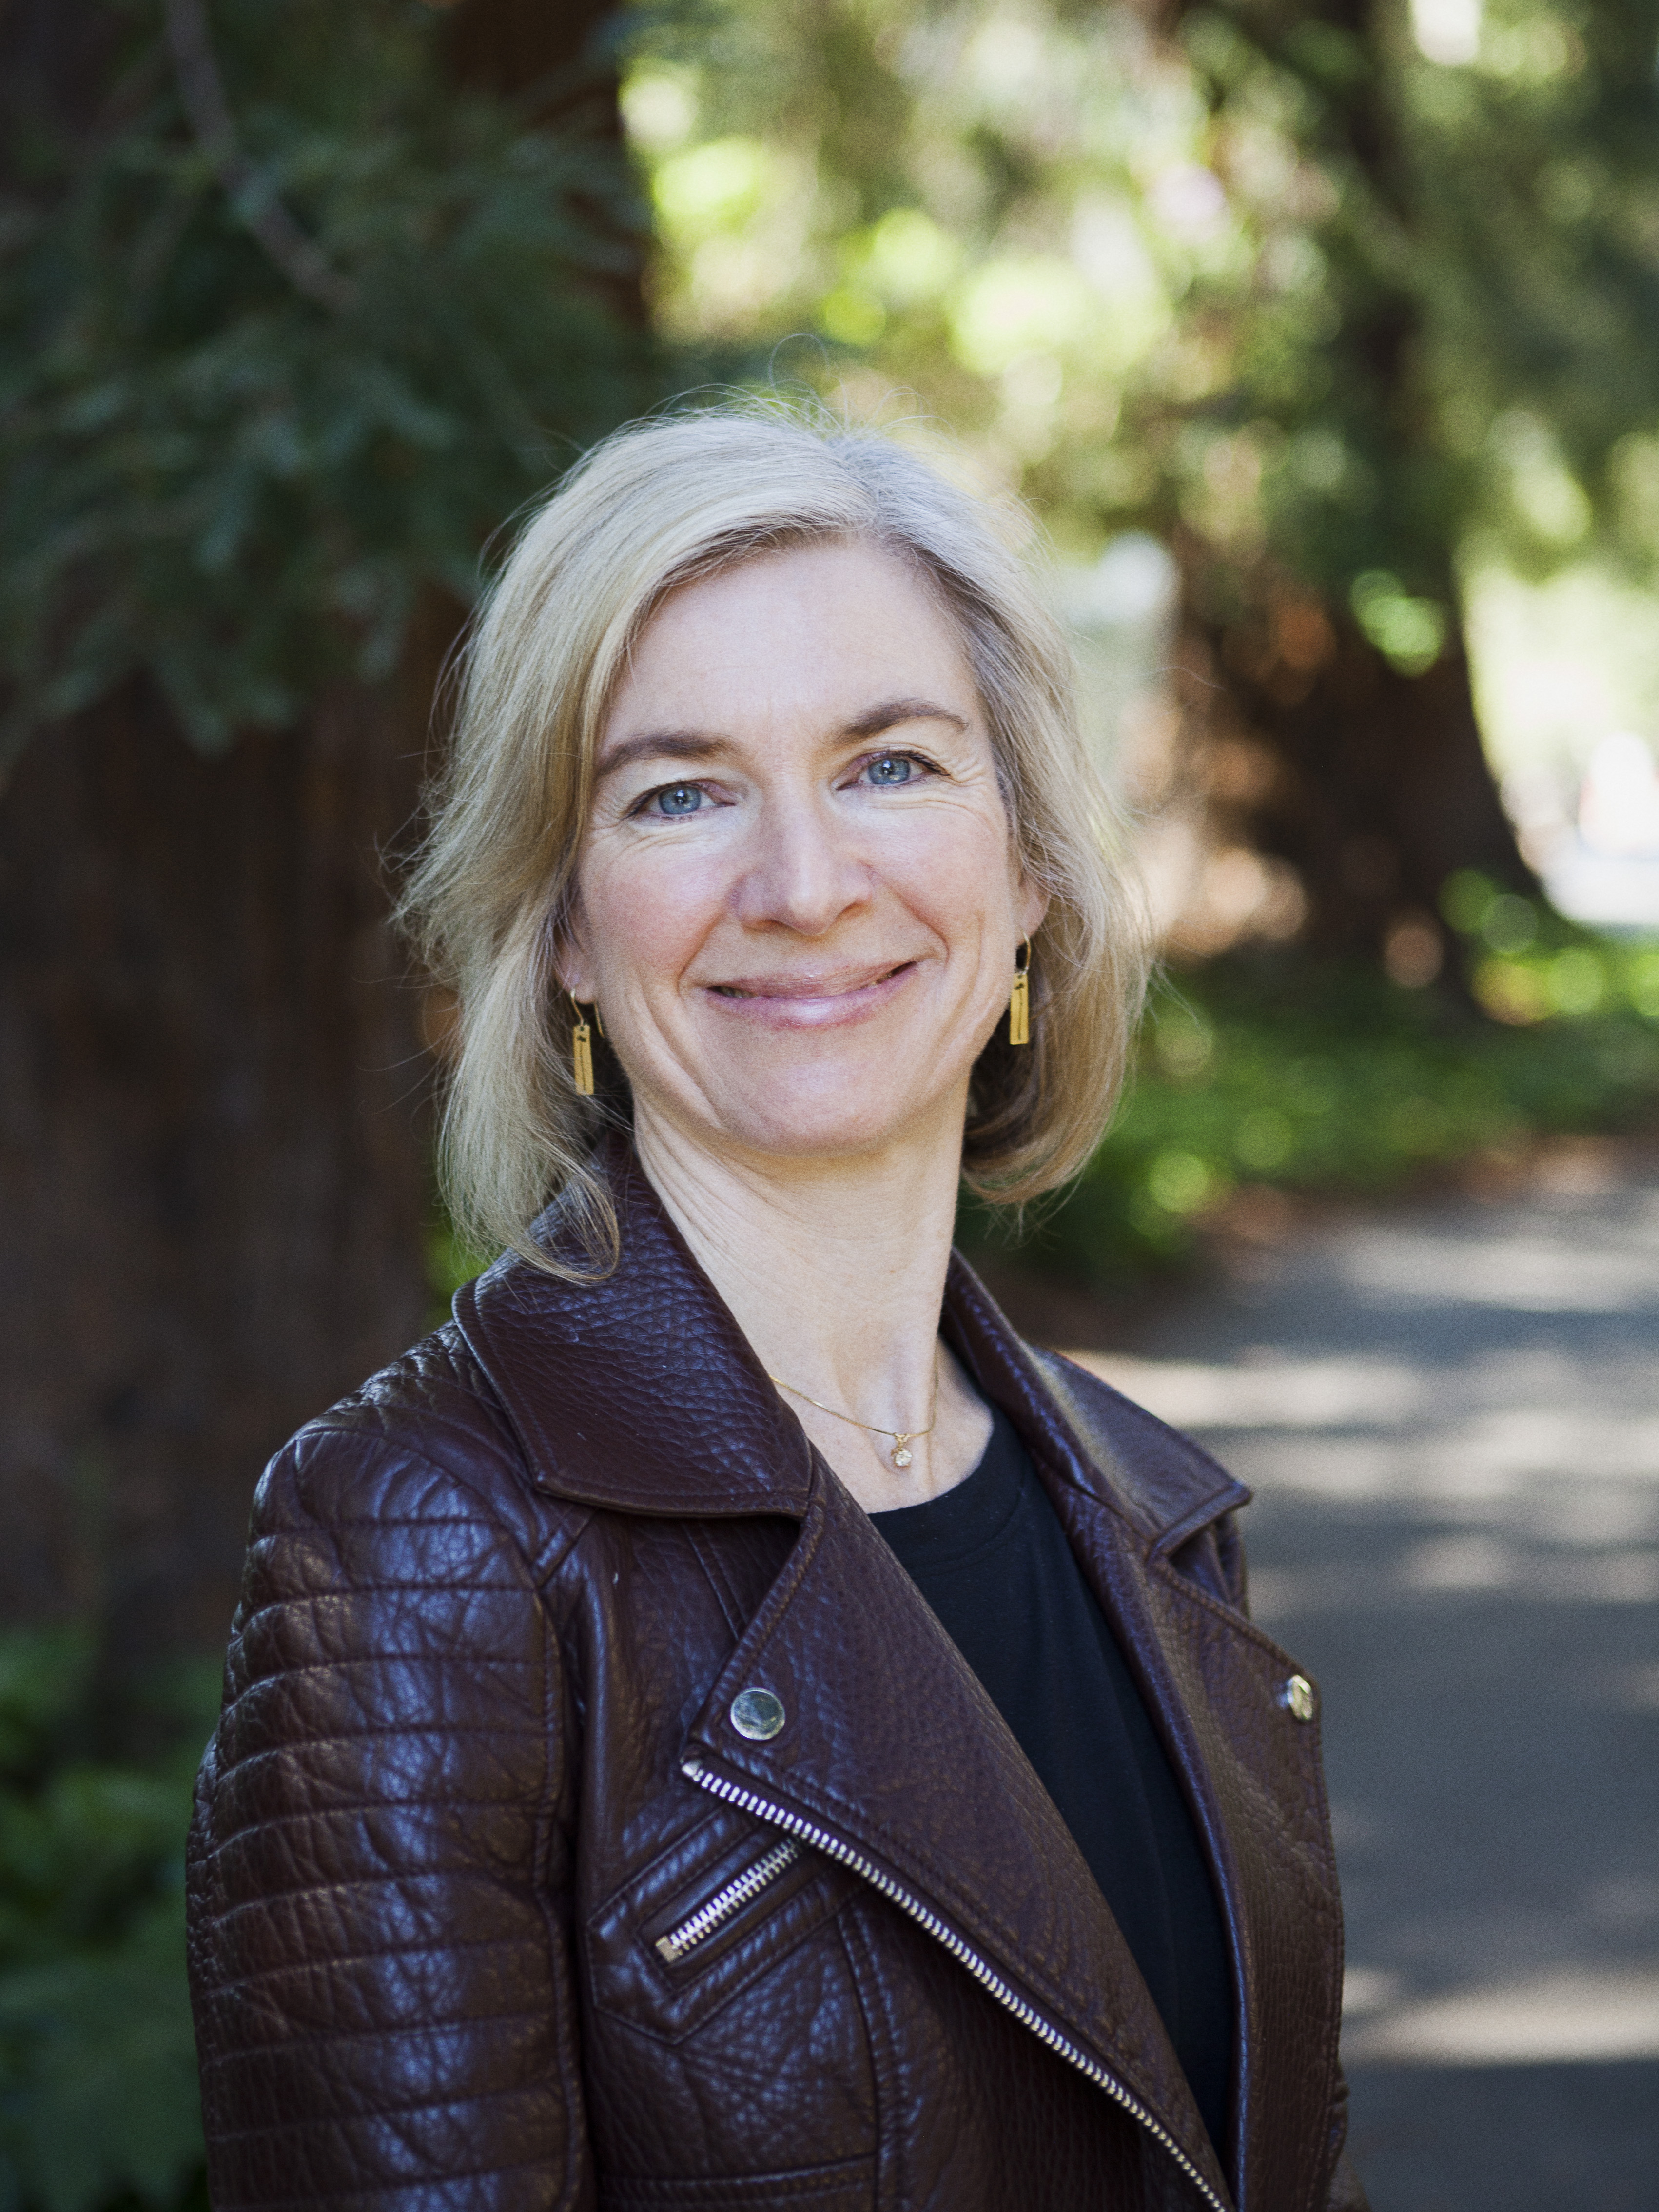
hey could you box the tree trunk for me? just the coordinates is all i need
[0,674,434,1657]
[1169,576,1535,970]
[1156,0,1538,971]
[443,0,648,327]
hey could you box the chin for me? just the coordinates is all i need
[699,1065,956,1164]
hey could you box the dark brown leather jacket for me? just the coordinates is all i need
[188,1149,1366,2212]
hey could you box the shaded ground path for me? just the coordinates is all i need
[1000,1148,1659,2212]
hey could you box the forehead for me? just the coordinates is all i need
[607,539,982,731]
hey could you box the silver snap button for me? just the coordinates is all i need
[730,1687,786,1741]
[1281,1673,1316,1723]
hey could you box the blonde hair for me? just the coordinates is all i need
[400,401,1148,1273]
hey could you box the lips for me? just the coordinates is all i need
[702,960,917,1029]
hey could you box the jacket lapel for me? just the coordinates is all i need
[1130,1546,1345,2212]
[944,1262,1345,2212]
[454,1139,813,1519]
[680,1454,1233,2212]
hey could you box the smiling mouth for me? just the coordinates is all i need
[703,961,917,1026]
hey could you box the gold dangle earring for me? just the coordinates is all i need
[1008,940,1031,1047]
[570,994,595,1096]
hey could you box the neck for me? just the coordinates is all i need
[633,1098,989,1508]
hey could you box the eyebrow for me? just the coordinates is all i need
[595,697,970,782]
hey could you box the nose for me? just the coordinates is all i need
[730,790,872,938]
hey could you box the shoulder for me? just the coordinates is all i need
[251,1317,586,1566]
[1020,1342,1249,1555]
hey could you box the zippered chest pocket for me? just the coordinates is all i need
[653,1834,802,1963]
[586,1806,856,2044]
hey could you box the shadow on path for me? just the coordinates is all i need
[1001,1154,1659,2211]
[1343,2060,1652,2212]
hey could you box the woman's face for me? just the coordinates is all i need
[561,539,1047,1170]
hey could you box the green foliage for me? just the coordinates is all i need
[428,1214,489,1326]
[1181,0,1659,602]
[625,0,1659,602]
[1400,0,1659,571]
[1,0,657,758]
[1441,870,1659,1024]
[0,1629,217,2212]
[964,948,1659,1285]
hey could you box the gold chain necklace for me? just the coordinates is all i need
[767,1363,940,1468]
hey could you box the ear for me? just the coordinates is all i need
[1015,875,1050,942]
[551,901,596,1003]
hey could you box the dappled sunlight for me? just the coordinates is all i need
[1344,1966,1659,2066]
[1076,1164,1659,2096]
[1065,1351,1426,1429]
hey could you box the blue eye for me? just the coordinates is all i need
[652,783,703,816]
[866,755,914,785]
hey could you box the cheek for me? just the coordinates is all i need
[886,805,1024,940]
[580,843,720,996]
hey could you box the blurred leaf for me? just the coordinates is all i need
[0,1631,206,2212]
[1,0,660,760]
[0,1634,94,1786]
[0,1899,199,2212]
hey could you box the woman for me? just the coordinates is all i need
[187,407,1365,2212]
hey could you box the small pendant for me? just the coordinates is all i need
[891,1443,913,1468]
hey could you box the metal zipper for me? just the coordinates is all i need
[682,1760,1228,2212]
[654,1835,802,1963]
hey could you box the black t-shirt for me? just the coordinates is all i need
[870,1403,1233,2157]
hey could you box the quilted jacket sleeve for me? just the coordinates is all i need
[186,1417,591,2212]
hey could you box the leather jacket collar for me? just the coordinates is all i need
[455,1135,1248,1549]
